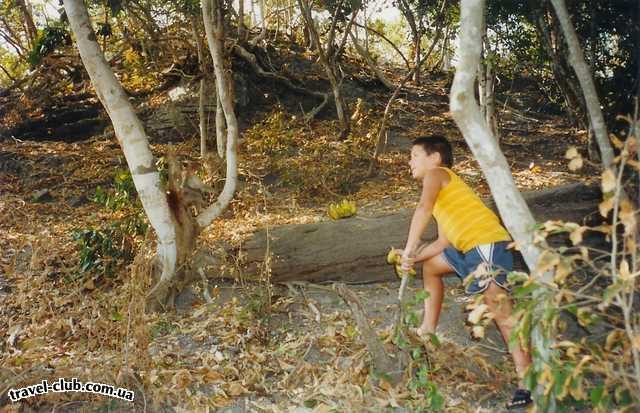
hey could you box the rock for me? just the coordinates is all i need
[68,194,88,207]
[31,188,53,203]
[175,286,200,313]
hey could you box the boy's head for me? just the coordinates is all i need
[409,135,453,180]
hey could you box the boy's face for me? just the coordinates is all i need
[409,145,441,180]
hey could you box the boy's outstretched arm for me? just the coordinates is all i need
[402,169,445,266]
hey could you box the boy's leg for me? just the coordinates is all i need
[483,282,532,386]
[417,253,454,335]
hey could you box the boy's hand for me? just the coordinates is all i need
[401,250,415,272]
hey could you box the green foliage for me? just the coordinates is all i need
[392,290,443,410]
[72,212,147,278]
[27,24,71,68]
[74,169,147,279]
[510,141,640,411]
[150,319,178,338]
[409,365,445,411]
[91,169,137,210]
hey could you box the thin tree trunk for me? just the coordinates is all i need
[531,5,585,128]
[259,0,266,36]
[348,31,393,89]
[62,0,178,291]
[451,0,554,408]
[485,53,498,139]
[238,0,245,41]
[441,23,451,71]
[190,14,210,158]
[199,0,239,227]
[550,0,615,173]
[413,34,421,84]
[215,83,226,159]
[298,0,352,137]
[15,0,37,46]
[199,78,209,157]
[352,22,410,70]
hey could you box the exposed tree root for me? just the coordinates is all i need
[334,282,407,384]
[232,43,330,120]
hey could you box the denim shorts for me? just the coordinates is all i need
[442,241,513,295]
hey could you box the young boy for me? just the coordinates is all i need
[400,135,532,409]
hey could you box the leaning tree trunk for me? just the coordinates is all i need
[62,0,179,296]
[450,0,555,408]
[530,5,585,128]
[550,0,615,173]
[348,31,394,89]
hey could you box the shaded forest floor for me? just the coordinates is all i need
[0,46,600,411]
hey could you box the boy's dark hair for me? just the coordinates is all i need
[412,135,454,167]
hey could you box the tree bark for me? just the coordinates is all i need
[550,0,615,173]
[190,14,211,158]
[215,83,226,159]
[238,0,245,40]
[62,0,179,295]
[198,78,209,157]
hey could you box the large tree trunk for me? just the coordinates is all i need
[63,0,179,296]
[550,0,616,173]
[235,184,599,283]
[451,0,557,407]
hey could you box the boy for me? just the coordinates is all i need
[400,135,532,409]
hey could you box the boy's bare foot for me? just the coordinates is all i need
[408,326,434,341]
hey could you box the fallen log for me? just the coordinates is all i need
[230,183,601,283]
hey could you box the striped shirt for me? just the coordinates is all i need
[433,167,511,252]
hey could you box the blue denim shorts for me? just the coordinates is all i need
[442,241,513,295]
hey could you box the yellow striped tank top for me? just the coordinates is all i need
[433,167,511,252]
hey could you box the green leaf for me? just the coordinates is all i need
[590,385,604,406]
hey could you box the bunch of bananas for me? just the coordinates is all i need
[327,199,357,220]
[386,247,417,278]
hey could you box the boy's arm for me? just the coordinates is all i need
[413,221,450,263]
[402,169,444,265]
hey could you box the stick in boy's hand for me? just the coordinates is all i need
[386,248,415,335]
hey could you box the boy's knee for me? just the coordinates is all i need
[422,258,437,275]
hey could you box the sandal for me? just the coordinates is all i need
[506,388,532,409]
